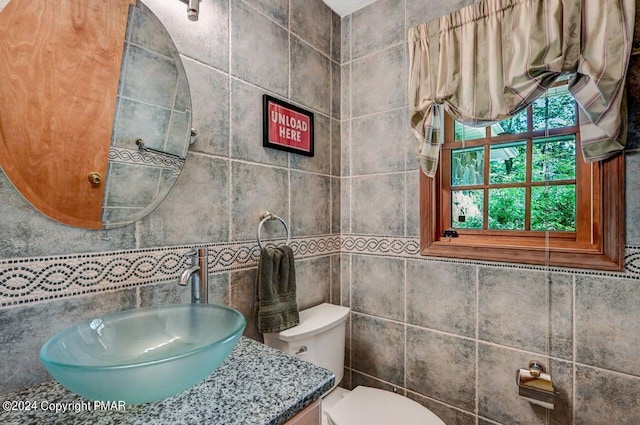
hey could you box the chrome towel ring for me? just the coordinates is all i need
[257,210,290,249]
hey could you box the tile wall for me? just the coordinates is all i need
[339,1,640,425]
[0,0,341,393]
[1,0,640,424]
[103,1,189,227]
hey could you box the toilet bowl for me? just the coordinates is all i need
[326,386,444,425]
[263,303,445,425]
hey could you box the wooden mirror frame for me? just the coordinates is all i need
[0,0,192,229]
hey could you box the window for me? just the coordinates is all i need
[420,82,624,270]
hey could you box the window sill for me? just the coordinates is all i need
[420,240,624,271]
[419,154,625,272]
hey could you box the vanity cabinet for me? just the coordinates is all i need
[284,399,321,425]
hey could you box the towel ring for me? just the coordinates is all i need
[257,210,290,249]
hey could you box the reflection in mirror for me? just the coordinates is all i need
[103,0,192,228]
[0,0,192,229]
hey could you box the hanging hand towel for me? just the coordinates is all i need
[255,245,299,333]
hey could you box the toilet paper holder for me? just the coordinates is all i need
[526,361,545,377]
[515,361,557,410]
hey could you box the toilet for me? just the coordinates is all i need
[264,303,445,425]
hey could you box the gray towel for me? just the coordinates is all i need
[255,245,299,333]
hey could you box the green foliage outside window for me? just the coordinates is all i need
[451,83,577,232]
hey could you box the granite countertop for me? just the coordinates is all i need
[0,337,334,425]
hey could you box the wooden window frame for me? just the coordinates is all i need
[419,111,625,271]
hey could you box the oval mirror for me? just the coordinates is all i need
[0,0,192,229]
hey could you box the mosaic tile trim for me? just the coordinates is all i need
[2,235,638,307]
[0,235,340,307]
[341,234,640,279]
[108,146,185,176]
[624,248,640,276]
[341,234,421,257]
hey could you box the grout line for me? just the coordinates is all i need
[286,0,292,240]
[329,6,334,64]
[571,361,640,380]
[349,169,408,178]
[227,74,333,119]
[403,258,408,391]
[329,242,335,304]
[135,286,141,308]
[546,264,552,424]
[475,265,480,416]
[329,64,334,178]
[228,158,234,246]
[348,172,353,234]
[227,0,233,244]
[287,0,291,101]
[343,39,407,66]
[404,388,478,419]
[571,275,578,424]
[189,152,335,179]
[348,254,353,373]
[476,339,572,365]
[226,272,231,307]
[180,52,333,122]
[351,310,475,341]
[349,13,353,65]
[344,97,408,120]
[238,0,335,63]
[476,416,502,425]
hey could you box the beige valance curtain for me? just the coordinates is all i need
[408,0,636,177]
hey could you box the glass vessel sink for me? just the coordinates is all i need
[40,304,246,404]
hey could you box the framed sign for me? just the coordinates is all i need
[263,95,314,156]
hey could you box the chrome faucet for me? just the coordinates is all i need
[178,247,208,303]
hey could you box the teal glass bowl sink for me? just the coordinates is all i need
[40,303,246,405]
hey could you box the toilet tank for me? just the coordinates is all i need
[264,303,350,387]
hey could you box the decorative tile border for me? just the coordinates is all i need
[624,246,640,276]
[108,147,185,176]
[0,236,340,307]
[1,234,638,307]
[341,234,640,280]
[341,235,421,257]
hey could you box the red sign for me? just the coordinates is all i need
[263,95,314,156]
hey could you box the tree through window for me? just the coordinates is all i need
[420,81,624,270]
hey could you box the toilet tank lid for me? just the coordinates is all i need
[278,303,350,342]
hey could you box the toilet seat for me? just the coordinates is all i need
[326,386,445,425]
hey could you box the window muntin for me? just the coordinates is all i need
[449,135,578,233]
[445,82,579,235]
[421,80,623,271]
